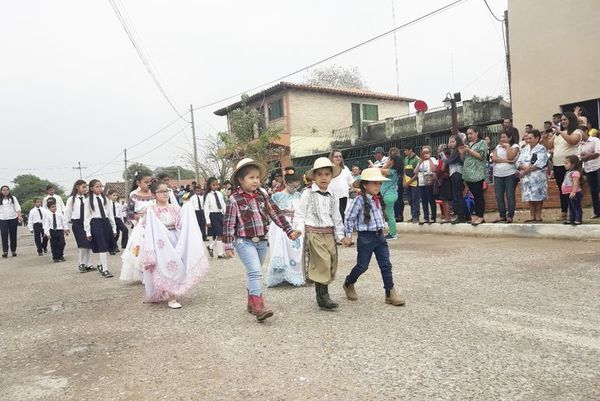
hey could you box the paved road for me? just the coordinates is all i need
[1,227,599,401]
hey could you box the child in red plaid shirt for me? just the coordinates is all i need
[224,158,301,322]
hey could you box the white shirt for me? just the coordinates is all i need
[328,166,353,200]
[64,195,87,227]
[493,143,520,177]
[417,157,438,186]
[84,195,117,236]
[373,156,389,168]
[579,137,600,173]
[43,211,68,235]
[43,194,66,214]
[189,193,205,211]
[28,206,47,230]
[204,191,226,221]
[0,197,21,220]
[109,200,125,221]
[294,184,344,240]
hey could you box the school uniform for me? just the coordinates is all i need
[84,195,117,254]
[204,190,226,238]
[110,200,129,250]
[43,210,67,261]
[0,196,21,255]
[64,195,91,249]
[43,194,66,214]
[27,206,48,254]
[189,193,208,241]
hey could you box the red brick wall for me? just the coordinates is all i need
[483,179,592,211]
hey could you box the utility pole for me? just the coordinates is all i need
[124,148,129,188]
[177,166,181,181]
[73,161,87,179]
[391,0,400,96]
[190,104,199,182]
[503,9,512,103]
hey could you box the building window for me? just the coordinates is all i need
[268,99,284,120]
[362,104,379,121]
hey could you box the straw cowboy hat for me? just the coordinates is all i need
[306,157,341,180]
[352,167,390,188]
[231,158,267,182]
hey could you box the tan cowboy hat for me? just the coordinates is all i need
[306,157,341,180]
[352,167,390,188]
[231,158,267,182]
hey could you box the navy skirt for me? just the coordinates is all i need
[71,219,91,249]
[209,212,224,237]
[90,218,113,253]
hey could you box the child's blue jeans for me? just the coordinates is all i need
[235,238,268,296]
[568,192,583,222]
[345,231,394,290]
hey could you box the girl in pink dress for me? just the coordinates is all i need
[140,182,209,309]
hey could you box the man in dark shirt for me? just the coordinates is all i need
[503,118,520,145]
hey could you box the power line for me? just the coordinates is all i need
[192,0,467,112]
[86,150,124,179]
[482,0,504,22]
[127,111,191,150]
[107,0,188,121]
[129,122,190,161]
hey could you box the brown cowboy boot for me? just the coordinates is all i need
[249,294,274,321]
[315,283,338,309]
[385,287,406,306]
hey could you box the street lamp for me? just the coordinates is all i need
[443,92,461,135]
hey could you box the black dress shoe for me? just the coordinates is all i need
[86,265,96,272]
[59,258,66,262]
[79,264,88,273]
[38,252,43,256]
[1,253,7,258]
[11,252,17,257]
[109,251,116,255]
[207,246,214,258]
[101,269,114,278]
[114,248,121,253]
[43,249,48,253]
[53,259,60,263]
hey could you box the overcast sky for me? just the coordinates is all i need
[1,0,507,189]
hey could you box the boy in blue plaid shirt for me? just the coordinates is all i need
[342,168,406,306]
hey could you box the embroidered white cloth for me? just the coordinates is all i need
[140,203,209,302]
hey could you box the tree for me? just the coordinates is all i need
[220,94,283,167]
[123,162,152,183]
[176,132,233,183]
[304,65,367,89]
[11,174,64,215]
[153,166,196,180]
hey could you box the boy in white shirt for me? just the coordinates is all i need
[43,200,69,262]
[28,198,48,256]
[43,185,66,215]
[107,190,129,254]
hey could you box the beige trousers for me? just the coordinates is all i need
[304,232,338,285]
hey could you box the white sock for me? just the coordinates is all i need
[209,240,216,250]
[84,249,92,266]
[98,253,108,270]
[215,240,224,256]
[78,249,86,265]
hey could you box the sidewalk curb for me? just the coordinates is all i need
[395,222,600,241]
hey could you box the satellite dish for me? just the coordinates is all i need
[414,100,428,112]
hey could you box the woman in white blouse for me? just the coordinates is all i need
[0,185,22,258]
[328,149,353,223]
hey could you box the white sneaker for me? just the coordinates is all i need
[168,300,182,309]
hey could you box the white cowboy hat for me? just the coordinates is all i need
[231,158,267,182]
[352,167,390,188]
[306,157,341,180]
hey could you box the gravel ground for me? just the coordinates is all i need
[1,227,599,401]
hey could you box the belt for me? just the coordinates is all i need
[305,225,334,234]
[241,236,267,243]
